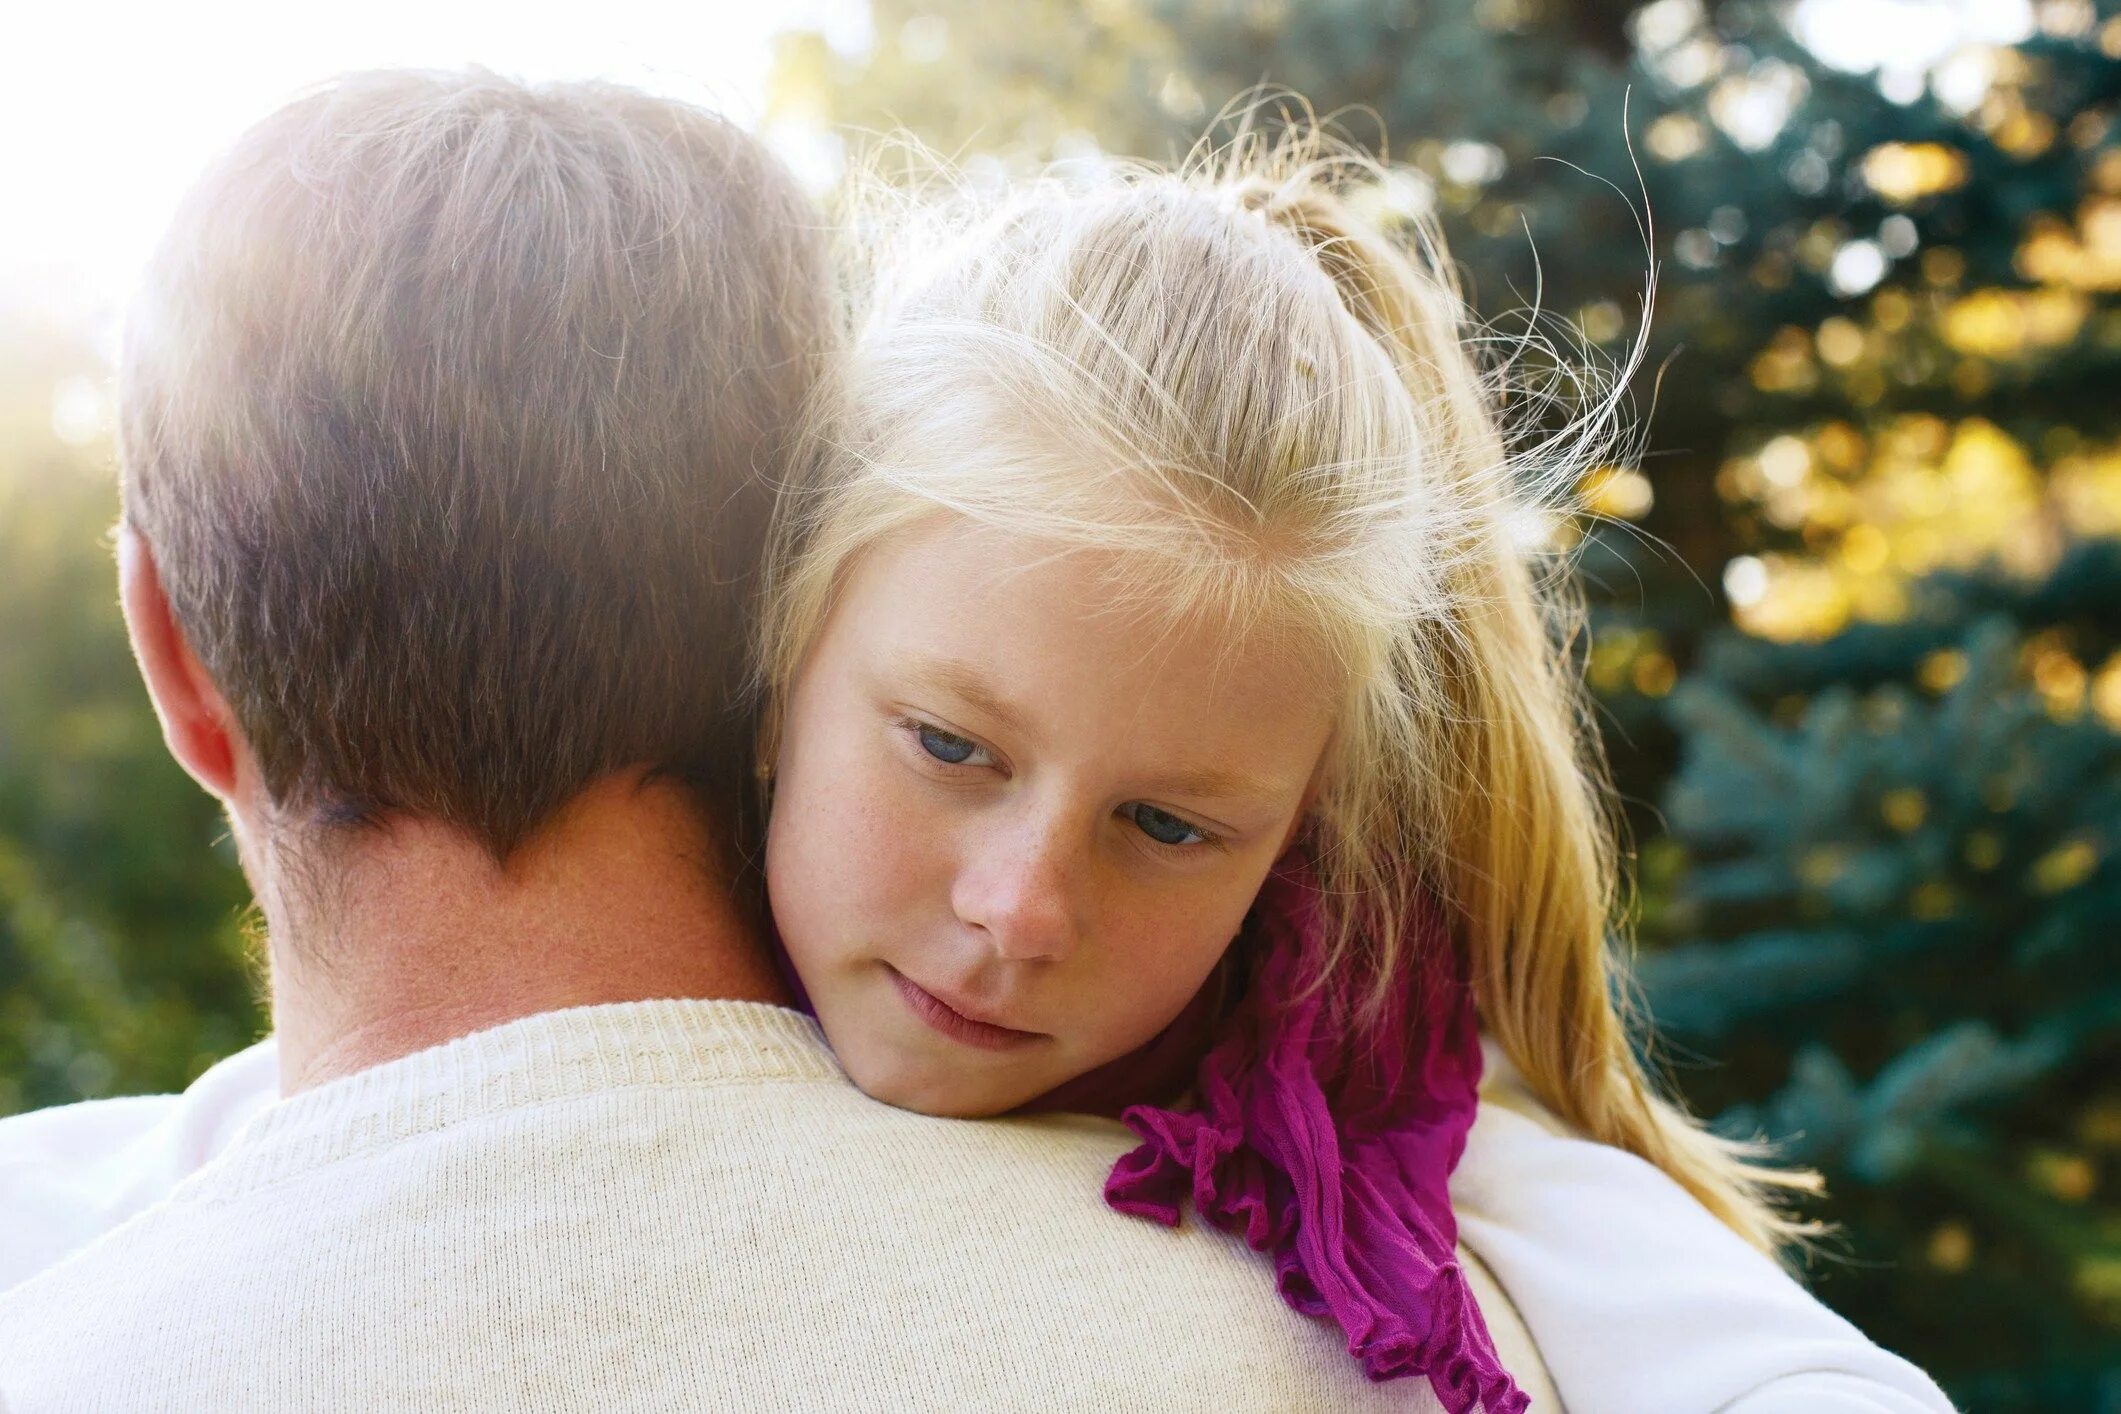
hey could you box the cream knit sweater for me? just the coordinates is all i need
[0,1000,1553,1412]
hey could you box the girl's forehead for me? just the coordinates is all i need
[834,518,1343,728]
[848,517,1295,642]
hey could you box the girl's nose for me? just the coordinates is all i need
[950,811,1083,962]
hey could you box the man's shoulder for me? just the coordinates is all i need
[2,1011,1543,1410]
[2,1071,1472,1412]
[0,1039,279,1292]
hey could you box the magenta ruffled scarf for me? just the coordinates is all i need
[1091,856,1526,1413]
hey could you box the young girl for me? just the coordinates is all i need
[755,129,1948,1412]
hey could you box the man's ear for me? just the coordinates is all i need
[116,524,245,800]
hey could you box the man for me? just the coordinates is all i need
[0,71,1553,1409]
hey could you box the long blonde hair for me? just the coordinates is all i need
[758,120,1820,1254]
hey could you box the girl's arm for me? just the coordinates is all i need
[1452,1042,1955,1413]
[0,1038,279,1293]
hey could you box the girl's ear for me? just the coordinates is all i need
[117,524,250,802]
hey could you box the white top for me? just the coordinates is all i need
[1456,1051,1952,1412]
[0,1002,1952,1412]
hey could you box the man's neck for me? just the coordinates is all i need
[260,771,790,1095]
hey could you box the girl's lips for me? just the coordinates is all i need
[887,966,1046,1052]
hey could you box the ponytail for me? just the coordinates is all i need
[1239,148,1822,1254]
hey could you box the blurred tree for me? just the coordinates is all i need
[0,316,261,1115]
[773,0,2121,1403]
[1639,575,2121,1405]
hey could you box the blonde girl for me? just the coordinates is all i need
[756,122,1933,1412]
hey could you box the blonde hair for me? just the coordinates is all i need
[759,119,1820,1254]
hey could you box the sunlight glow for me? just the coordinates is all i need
[0,1,867,321]
[1790,0,2032,106]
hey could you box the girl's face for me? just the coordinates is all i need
[765,518,1338,1117]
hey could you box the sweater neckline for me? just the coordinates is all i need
[186,1000,841,1200]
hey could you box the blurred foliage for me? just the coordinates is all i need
[0,315,262,1115]
[3,0,2118,1404]
[764,0,2121,1403]
[1642,588,2121,1402]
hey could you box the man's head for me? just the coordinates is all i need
[120,70,829,863]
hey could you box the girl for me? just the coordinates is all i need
[756,127,1949,1412]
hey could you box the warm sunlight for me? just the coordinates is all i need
[0,0,865,320]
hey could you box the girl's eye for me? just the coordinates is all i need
[916,723,983,766]
[1126,802,1210,848]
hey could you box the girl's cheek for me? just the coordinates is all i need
[1096,884,1246,1020]
[769,718,899,952]
[835,751,956,914]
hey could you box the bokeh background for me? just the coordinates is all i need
[4,1,2118,1405]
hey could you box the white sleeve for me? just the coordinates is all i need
[1450,1062,1955,1414]
[1724,1371,1955,1412]
[0,1038,280,1293]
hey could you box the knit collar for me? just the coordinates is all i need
[180,1000,839,1200]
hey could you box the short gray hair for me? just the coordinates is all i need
[123,68,832,855]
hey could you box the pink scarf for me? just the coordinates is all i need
[1068,856,1527,1412]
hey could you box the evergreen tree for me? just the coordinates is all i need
[1640,567,2120,1406]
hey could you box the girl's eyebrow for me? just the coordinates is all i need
[1146,762,1285,806]
[902,654,1285,806]
[902,655,1031,734]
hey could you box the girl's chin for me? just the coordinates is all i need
[840,1044,1041,1120]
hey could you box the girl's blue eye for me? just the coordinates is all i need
[917,724,979,765]
[1128,803,1207,847]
